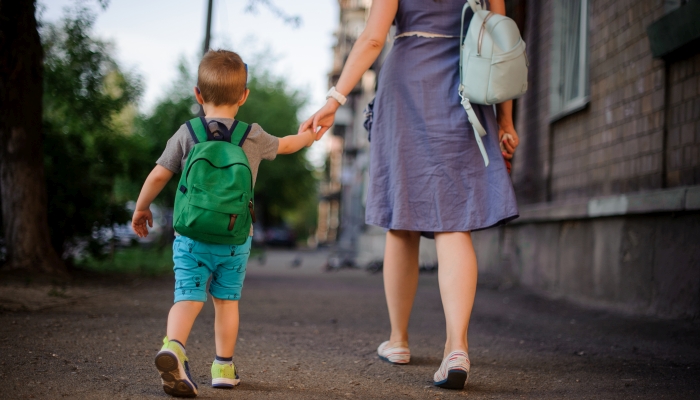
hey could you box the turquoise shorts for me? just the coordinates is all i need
[172,235,252,303]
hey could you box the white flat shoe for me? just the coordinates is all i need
[433,350,470,390]
[377,341,411,364]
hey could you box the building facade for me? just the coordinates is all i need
[320,0,700,317]
[476,0,700,318]
[317,0,379,262]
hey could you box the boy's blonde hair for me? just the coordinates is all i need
[197,50,247,106]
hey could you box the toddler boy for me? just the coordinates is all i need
[131,49,314,397]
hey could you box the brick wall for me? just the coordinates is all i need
[488,0,700,318]
[666,53,700,186]
[512,0,700,203]
[549,0,666,201]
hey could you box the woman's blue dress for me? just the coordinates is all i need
[365,0,519,235]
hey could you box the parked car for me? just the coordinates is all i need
[94,202,169,247]
[264,226,296,248]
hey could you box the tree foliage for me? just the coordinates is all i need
[244,0,302,28]
[238,71,316,229]
[41,5,144,258]
[37,5,316,261]
[130,62,198,207]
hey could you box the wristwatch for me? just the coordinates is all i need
[326,86,347,105]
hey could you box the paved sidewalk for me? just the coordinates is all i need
[1,249,698,399]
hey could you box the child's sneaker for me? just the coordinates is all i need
[211,361,240,388]
[154,337,198,397]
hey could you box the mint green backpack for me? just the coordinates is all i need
[173,117,256,245]
[460,0,528,166]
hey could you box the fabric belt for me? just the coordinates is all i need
[394,31,457,39]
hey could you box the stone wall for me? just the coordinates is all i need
[473,208,700,318]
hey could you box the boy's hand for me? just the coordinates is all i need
[300,129,315,147]
[131,209,153,238]
[278,128,317,154]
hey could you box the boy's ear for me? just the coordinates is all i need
[194,87,204,105]
[237,89,250,106]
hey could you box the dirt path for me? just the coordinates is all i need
[1,249,699,399]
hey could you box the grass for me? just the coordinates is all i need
[77,245,265,277]
[78,246,174,277]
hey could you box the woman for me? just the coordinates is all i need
[301,0,519,390]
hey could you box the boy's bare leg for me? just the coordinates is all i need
[167,301,204,345]
[383,229,421,347]
[155,300,202,397]
[213,298,240,358]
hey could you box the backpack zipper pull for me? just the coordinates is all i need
[249,201,256,223]
[228,214,237,231]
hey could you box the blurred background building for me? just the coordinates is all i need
[318,0,700,317]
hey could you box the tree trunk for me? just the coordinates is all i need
[0,0,66,275]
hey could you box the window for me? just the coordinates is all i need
[664,0,690,14]
[550,0,589,120]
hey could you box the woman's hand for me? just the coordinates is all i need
[496,99,518,173]
[498,124,519,173]
[299,99,340,140]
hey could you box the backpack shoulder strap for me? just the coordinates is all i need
[185,117,208,144]
[459,2,469,93]
[229,120,252,147]
[468,0,484,12]
[460,1,487,94]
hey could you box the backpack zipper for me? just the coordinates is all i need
[228,214,237,231]
[185,158,254,191]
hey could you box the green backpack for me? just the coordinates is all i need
[173,117,256,245]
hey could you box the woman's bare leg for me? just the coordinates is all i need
[434,231,478,356]
[383,229,421,346]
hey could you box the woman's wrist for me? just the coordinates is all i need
[325,98,341,111]
[497,118,515,130]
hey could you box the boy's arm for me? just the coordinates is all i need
[277,129,315,155]
[131,165,174,237]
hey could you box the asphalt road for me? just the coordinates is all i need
[1,249,699,399]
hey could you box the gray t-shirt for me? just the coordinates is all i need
[156,118,279,236]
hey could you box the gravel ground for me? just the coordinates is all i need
[1,249,699,399]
